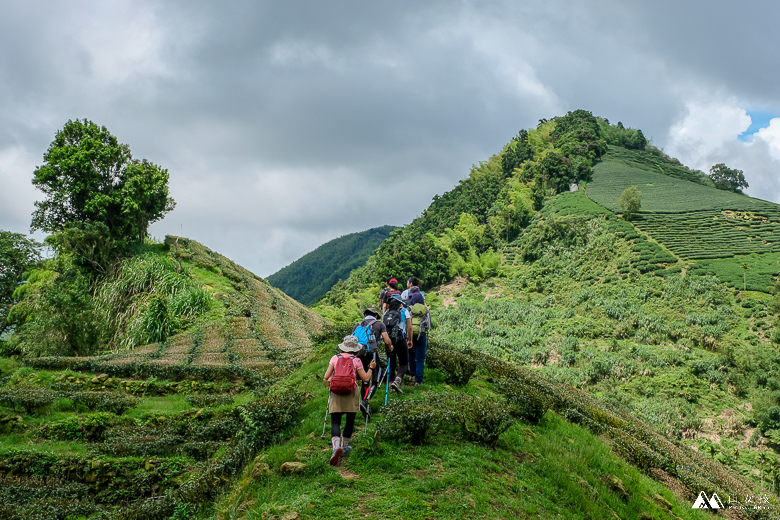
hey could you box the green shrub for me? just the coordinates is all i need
[377,395,446,445]
[0,388,55,414]
[68,391,137,415]
[39,415,84,441]
[755,405,780,434]
[498,377,549,425]
[237,391,302,448]
[427,342,478,386]
[41,412,116,442]
[451,394,514,446]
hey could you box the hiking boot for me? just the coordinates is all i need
[390,379,403,394]
[342,446,353,457]
[329,447,342,466]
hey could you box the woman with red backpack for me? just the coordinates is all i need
[323,335,376,465]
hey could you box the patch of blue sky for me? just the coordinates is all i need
[739,110,779,142]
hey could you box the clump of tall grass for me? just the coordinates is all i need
[98,253,210,349]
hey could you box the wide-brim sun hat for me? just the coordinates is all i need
[338,335,362,353]
[364,306,381,317]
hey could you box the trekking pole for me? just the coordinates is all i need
[375,352,383,396]
[384,363,390,405]
[320,391,331,439]
[364,351,377,436]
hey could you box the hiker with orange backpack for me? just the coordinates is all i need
[323,335,376,465]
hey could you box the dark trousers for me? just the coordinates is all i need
[408,333,428,384]
[331,412,356,438]
[388,339,408,380]
[359,350,384,400]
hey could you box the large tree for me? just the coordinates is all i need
[0,231,42,336]
[31,120,175,264]
[708,163,749,193]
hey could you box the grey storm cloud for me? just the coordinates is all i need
[1,0,779,277]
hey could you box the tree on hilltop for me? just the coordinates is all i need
[31,119,175,272]
[708,163,748,193]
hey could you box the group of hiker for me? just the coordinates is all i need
[322,277,431,465]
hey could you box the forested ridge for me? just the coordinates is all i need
[267,225,397,306]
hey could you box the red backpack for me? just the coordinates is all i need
[329,354,357,395]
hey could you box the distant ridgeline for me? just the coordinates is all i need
[267,225,397,305]
[318,109,780,310]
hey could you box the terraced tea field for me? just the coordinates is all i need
[631,211,780,260]
[589,149,780,215]
[40,317,280,380]
[687,252,780,292]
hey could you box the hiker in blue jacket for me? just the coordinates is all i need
[407,276,425,306]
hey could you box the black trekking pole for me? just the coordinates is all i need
[320,391,331,439]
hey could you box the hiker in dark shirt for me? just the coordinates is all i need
[355,306,392,413]
[384,294,412,393]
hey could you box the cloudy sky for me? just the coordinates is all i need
[2,1,779,277]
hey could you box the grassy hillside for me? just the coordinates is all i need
[267,226,397,306]
[210,343,724,520]
[589,148,772,213]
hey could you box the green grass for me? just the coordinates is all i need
[128,394,194,416]
[223,414,709,520]
[213,344,712,520]
[0,433,91,456]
